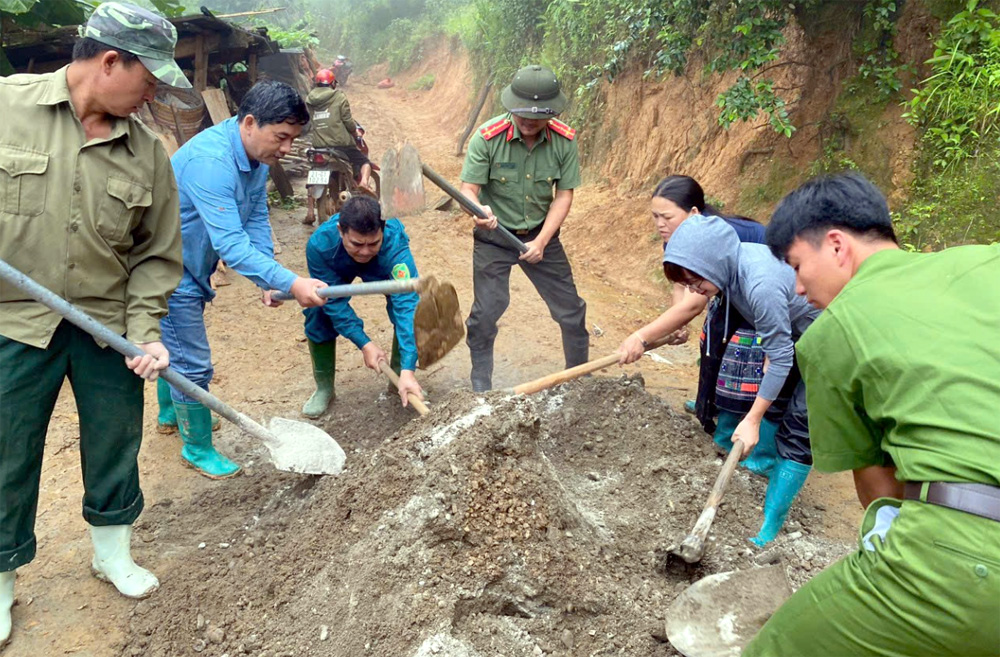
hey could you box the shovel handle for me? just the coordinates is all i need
[676,439,745,563]
[420,164,529,254]
[0,258,278,448]
[511,335,672,395]
[270,278,421,302]
[379,361,430,416]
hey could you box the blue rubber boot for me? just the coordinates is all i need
[683,400,696,415]
[750,458,811,547]
[742,418,778,477]
[712,410,740,453]
[175,402,241,479]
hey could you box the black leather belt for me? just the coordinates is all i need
[904,482,1000,522]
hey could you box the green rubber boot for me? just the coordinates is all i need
[750,458,811,547]
[157,379,220,434]
[175,402,241,479]
[302,340,336,418]
[156,378,177,434]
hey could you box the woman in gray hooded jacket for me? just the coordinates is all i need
[663,214,821,546]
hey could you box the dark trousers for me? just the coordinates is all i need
[0,321,145,571]
[466,226,589,384]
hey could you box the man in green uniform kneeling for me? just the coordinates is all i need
[744,172,1000,656]
[459,65,589,391]
[0,2,187,647]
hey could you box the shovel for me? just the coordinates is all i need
[271,275,464,369]
[380,145,529,254]
[670,439,745,563]
[509,336,672,395]
[664,565,793,657]
[0,258,346,476]
[379,361,430,416]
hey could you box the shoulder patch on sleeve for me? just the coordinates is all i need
[480,118,512,141]
[547,119,577,141]
[391,263,412,280]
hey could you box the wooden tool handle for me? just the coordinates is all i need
[511,335,672,395]
[675,439,744,563]
[379,361,430,416]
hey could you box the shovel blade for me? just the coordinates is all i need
[381,143,425,217]
[414,274,464,368]
[266,418,346,475]
[665,566,792,657]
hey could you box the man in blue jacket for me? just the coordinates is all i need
[663,216,821,545]
[302,195,424,416]
[158,80,328,480]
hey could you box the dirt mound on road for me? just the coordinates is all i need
[120,376,849,657]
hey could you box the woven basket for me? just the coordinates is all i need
[149,84,206,137]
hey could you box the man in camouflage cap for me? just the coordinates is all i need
[0,1,189,647]
[459,65,589,391]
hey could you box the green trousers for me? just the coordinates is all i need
[744,497,1000,656]
[0,322,145,571]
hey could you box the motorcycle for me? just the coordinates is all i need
[304,125,380,225]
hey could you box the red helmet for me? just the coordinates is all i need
[315,69,335,85]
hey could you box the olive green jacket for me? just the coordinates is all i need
[306,87,357,149]
[0,67,182,348]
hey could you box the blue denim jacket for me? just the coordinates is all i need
[171,117,297,299]
[304,217,420,370]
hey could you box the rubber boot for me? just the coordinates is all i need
[0,570,13,648]
[89,525,159,599]
[742,418,778,477]
[712,410,740,453]
[156,377,177,434]
[175,402,241,479]
[683,400,696,415]
[470,348,493,393]
[302,340,336,418]
[385,333,406,395]
[157,379,220,434]
[750,458,811,547]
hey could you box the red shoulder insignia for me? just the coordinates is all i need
[480,118,512,141]
[547,118,576,141]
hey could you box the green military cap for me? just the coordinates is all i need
[79,1,191,88]
[500,65,568,119]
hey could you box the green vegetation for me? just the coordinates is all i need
[409,73,436,90]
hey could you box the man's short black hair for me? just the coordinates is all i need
[338,196,385,235]
[766,172,897,260]
[238,79,309,127]
[71,37,140,66]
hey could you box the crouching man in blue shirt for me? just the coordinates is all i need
[159,80,328,479]
[302,195,425,417]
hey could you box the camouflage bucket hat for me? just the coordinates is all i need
[79,1,191,88]
[501,65,568,119]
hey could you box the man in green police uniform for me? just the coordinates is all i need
[0,2,187,647]
[459,65,589,391]
[744,172,1000,656]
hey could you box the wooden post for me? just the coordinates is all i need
[194,33,208,91]
[248,51,258,83]
[269,161,294,199]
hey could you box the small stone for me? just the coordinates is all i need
[587,472,600,481]
[787,531,803,541]
[198,542,206,549]
[205,626,225,644]
[319,625,329,641]
[196,613,205,630]
[244,536,255,546]
[532,646,543,656]
[192,639,207,653]
[589,629,597,637]
[560,629,574,649]
[595,436,604,443]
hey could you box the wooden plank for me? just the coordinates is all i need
[174,32,221,60]
[155,131,180,157]
[194,33,208,92]
[248,51,258,83]
[269,161,294,199]
[201,88,232,124]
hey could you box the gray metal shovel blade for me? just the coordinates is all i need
[267,418,346,475]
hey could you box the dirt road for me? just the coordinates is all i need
[4,63,861,657]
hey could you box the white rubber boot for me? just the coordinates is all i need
[89,525,159,599]
[0,570,14,648]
